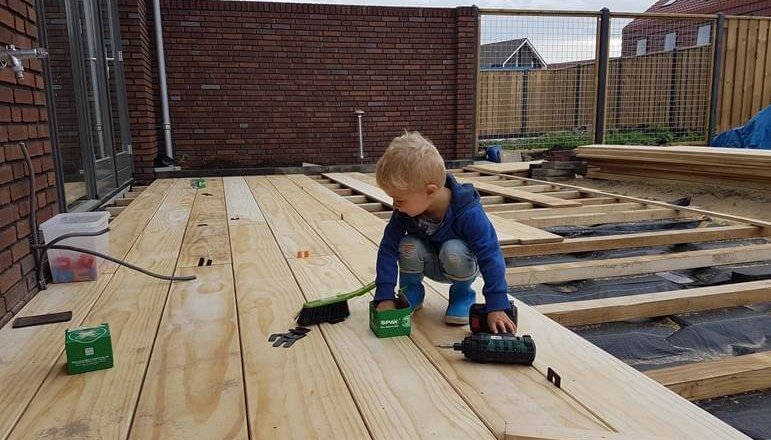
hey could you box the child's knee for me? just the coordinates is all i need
[398,235,427,271]
[439,240,477,279]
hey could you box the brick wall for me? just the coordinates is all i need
[0,0,58,328]
[121,0,478,173]
[119,0,161,183]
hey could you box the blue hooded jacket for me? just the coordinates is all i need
[374,173,510,312]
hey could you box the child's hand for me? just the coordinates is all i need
[487,311,517,334]
[376,300,397,312]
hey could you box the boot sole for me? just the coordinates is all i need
[444,315,469,325]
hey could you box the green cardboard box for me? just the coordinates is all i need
[65,323,114,375]
[369,297,412,338]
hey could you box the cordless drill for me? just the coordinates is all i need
[438,301,535,365]
[439,333,536,365]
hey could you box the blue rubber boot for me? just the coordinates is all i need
[445,279,476,325]
[399,272,425,311]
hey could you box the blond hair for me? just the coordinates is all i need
[376,131,446,192]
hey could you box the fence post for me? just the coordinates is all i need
[668,50,678,129]
[707,13,726,145]
[521,70,529,136]
[594,7,610,144]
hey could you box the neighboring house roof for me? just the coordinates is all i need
[643,0,771,15]
[480,38,547,68]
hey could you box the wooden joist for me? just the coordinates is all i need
[454,176,583,208]
[506,243,771,286]
[501,225,766,258]
[576,144,771,194]
[646,351,771,401]
[535,280,771,326]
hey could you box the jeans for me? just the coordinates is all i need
[398,234,479,283]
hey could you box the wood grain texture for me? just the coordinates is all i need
[129,265,247,440]
[223,176,265,225]
[645,351,771,401]
[506,243,771,286]
[230,224,369,439]
[535,280,771,326]
[9,182,195,440]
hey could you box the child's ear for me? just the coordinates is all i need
[425,184,439,197]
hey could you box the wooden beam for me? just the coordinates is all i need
[501,225,766,258]
[466,171,771,228]
[506,243,771,286]
[535,280,771,326]
[495,202,644,221]
[454,176,583,208]
[519,208,694,228]
[505,426,675,440]
[646,351,771,401]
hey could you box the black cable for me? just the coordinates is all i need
[19,141,195,285]
[47,244,195,282]
[20,141,45,289]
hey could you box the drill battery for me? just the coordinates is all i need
[450,333,536,365]
[469,301,518,334]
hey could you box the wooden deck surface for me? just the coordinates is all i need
[0,174,755,440]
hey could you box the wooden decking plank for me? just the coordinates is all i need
[244,176,332,259]
[288,255,496,439]
[518,208,694,228]
[178,184,231,268]
[223,176,265,225]
[259,176,495,439]
[472,172,771,228]
[535,280,771,326]
[453,176,583,208]
[488,215,564,244]
[506,243,771,286]
[645,351,771,401]
[500,225,766,258]
[266,175,338,222]
[102,179,176,274]
[0,275,113,440]
[129,265,247,439]
[229,224,370,438]
[466,161,542,174]
[311,219,608,438]
[494,202,644,221]
[297,177,749,438]
[324,173,562,245]
[8,181,195,440]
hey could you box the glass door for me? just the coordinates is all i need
[42,0,132,210]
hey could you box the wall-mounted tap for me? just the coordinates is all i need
[0,45,49,83]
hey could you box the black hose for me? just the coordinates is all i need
[18,141,195,286]
[19,142,45,289]
[47,244,196,282]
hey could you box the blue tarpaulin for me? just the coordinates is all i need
[712,105,771,149]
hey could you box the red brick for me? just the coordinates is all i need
[10,239,28,262]
[0,264,21,292]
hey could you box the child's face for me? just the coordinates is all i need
[387,185,438,217]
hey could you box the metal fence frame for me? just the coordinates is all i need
[475,8,732,149]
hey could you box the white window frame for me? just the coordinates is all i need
[636,38,647,56]
[697,24,711,46]
[664,32,677,51]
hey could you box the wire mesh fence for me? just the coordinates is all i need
[477,11,716,150]
[606,14,714,145]
[478,13,598,150]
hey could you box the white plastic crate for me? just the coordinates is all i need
[40,212,110,283]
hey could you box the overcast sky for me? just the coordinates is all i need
[249,1,652,63]
[249,0,649,12]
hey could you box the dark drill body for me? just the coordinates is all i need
[452,333,536,365]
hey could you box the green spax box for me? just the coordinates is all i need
[369,297,412,338]
[65,323,114,375]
